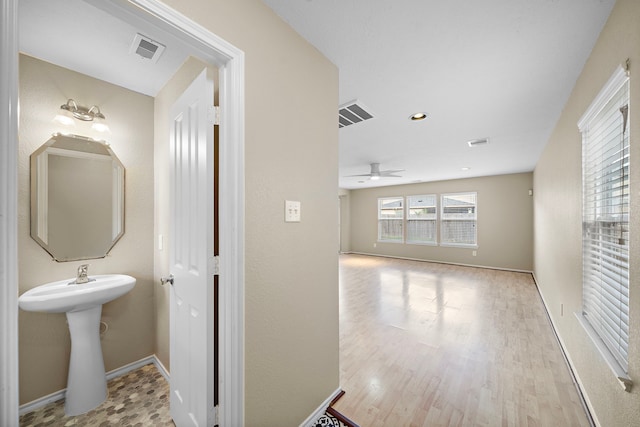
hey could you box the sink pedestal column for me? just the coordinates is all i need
[64,305,107,416]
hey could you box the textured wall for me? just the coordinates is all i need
[339,189,351,253]
[533,0,640,424]
[18,54,155,404]
[348,172,534,272]
[156,1,340,425]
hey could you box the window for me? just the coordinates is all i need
[441,192,477,247]
[378,197,403,242]
[578,66,630,377]
[406,195,437,244]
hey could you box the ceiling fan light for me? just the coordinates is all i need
[370,175,380,181]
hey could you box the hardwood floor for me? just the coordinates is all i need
[333,254,590,427]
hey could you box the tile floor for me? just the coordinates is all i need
[19,364,173,427]
[20,364,352,427]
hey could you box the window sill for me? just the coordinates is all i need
[406,241,437,246]
[575,312,633,392]
[439,243,478,249]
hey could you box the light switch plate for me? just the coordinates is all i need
[285,200,301,222]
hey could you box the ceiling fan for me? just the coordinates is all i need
[347,163,404,181]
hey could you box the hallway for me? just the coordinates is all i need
[333,254,590,426]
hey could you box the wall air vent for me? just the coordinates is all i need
[467,137,490,147]
[130,33,166,63]
[339,100,374,128]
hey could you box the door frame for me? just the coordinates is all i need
[0,0,20,425]
[0,1,245,425]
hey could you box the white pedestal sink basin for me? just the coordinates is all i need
[19,274,136,416]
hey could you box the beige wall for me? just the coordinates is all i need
[153,57,216,370]
[18,54,155,404]
[533,0,640,425]
[348,172,534,271]
[18,1,340,422]
[157,1,340,425]
[339,189,351,253]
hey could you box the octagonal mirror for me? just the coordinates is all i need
[30,133,125,262]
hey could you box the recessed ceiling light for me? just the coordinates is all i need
[410,112,428,121]
[461,167,470,171]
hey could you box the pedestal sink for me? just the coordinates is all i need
[19,274,136,416]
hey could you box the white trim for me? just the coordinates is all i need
[439,242,479,249]
[19,355,170,415]
[575,313,633,392]
[348,252,533,274]
[577,65,629,131]
[152,354,171,382]
[299,388,342,427]
[125,2,246,425]
[0,1,20,426]
[18,389,66,416]
[5,0,246,425]
[531,273,598,427]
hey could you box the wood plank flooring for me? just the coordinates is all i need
[333,254,590,427]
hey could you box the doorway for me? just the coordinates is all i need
[1,1,244,425]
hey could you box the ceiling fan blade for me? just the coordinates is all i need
[345,164,405,178]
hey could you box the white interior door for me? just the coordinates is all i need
[169,69,216,427]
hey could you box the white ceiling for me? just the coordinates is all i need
[263,0,616,189]
[19,0,193,97]
[20,0,616,190]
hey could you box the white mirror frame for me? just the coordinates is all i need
[0,1,245,425]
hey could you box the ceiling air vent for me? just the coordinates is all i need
[130,33,166,63]
[339,100,374,128]
[467,137,490,147]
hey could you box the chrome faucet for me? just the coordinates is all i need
[74,264,91,284]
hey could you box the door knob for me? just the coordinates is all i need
[160,274,174,286]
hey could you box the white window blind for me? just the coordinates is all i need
[378,197,403,242]
[579,66,630,373]
[407,195,437,244]
[441,192,477,247]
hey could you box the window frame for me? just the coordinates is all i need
[406,194,438,245]
[577,65,632,391]
[440,192,478,248]
[377,196,404,243]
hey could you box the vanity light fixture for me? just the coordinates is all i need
[53,99,111,133]
[91,115,110,133]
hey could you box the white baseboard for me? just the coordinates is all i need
[19,354,169,415]
[18,389,65,416]
[531,273,598,427]
[152,355,170,382]
[299,387,342,427]
[348,251,533,274]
